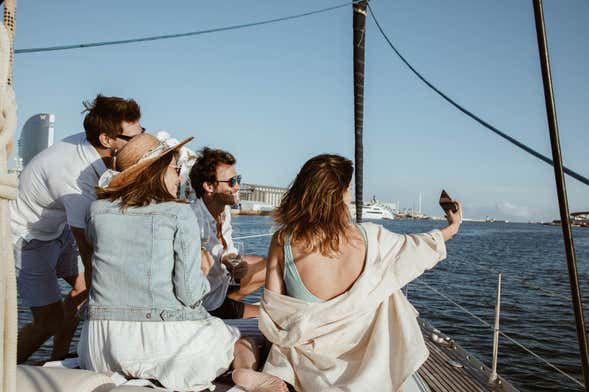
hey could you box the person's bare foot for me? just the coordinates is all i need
[232,368,289,392]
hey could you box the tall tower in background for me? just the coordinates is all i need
[19,113,55,167]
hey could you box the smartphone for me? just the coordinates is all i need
[439,190,458,213]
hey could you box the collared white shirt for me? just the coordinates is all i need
[10,133,107,243]
[191,198,237,311]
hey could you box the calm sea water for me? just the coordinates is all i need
[18,216,589,392]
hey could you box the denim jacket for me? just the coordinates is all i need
[85,199,210,322]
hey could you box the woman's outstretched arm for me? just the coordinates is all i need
[440,200,463,242]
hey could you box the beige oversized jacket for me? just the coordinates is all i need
[259,222,447,392]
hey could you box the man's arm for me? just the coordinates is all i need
[219,206,249,277]
[222,206,237,255]
[62,190,96,291]
[70,226,93,292]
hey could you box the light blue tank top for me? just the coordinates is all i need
[283,224,367,303]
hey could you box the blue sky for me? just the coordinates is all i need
[8,0,588,222]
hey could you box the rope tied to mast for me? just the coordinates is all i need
[0,1,18,391]
[0,8,17,198]
[0,22,16,153]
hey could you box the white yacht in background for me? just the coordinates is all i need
[349,201,395,220]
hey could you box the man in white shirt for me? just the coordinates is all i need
[11,95,145,363]
[189,147,266,319]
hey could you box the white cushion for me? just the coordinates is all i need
[17,365,115,392]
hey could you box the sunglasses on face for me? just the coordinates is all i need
[116,127,146,141]
[216,174,242,187]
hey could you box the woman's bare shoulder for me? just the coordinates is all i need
[268,232,285,263]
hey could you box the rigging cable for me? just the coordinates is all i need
[367,4,589,187]
[416,279,585,387]
[233,233,274,241]
[470,262,571,302]
[14,1,363,54]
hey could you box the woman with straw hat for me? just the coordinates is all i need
[77,133,260,391]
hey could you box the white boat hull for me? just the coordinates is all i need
[349,204,395,220]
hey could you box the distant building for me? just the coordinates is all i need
[19,113,55,167]
[238,183,287,212]
[571,211,589,225]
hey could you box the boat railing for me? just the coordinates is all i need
[415,280,583,388]
[233,231,585,388]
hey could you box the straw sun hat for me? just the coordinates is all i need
[106,133,193,189]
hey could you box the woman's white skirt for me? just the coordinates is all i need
[78,317,240,391]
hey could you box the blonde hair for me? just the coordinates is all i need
[273,154,354,257]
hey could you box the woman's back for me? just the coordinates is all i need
[282,225,367,302]
[246,154,463,392]
[87,199,210,320]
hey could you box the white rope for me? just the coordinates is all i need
[416,280,584,387]
[0,2,18,391]
[0,173,17,199]
[0,22,16,142]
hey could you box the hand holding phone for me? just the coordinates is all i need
[439,190,462,241]
[439,190,458,213]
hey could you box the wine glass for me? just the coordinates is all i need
[227,241,245,267]
[228,241,245,285]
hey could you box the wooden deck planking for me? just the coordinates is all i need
[418,319,517,392]
[425,341,480,392]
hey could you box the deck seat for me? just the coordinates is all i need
[17,365,115,392]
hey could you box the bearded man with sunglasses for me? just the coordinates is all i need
[10,94,145,363]
[189,147,266,319]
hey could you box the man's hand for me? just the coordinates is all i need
[200,249,214,276]
[231,260,249,281]
[222,253,249,281]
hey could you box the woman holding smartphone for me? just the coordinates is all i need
[234,154,462,392]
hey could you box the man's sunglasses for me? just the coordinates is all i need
[216,174,242,187]
[116,127,146,141]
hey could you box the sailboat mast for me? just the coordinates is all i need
[353,0,367,223]
[532,1,589,389]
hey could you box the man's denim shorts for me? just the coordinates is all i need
[14,226,80,308]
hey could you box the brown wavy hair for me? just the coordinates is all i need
[83,94,141,147]
[96,151,182,209]
[273,154,354,257]
[189,147,236,198]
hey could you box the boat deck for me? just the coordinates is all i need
[214,318,519,392]
[417,319,517,392]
